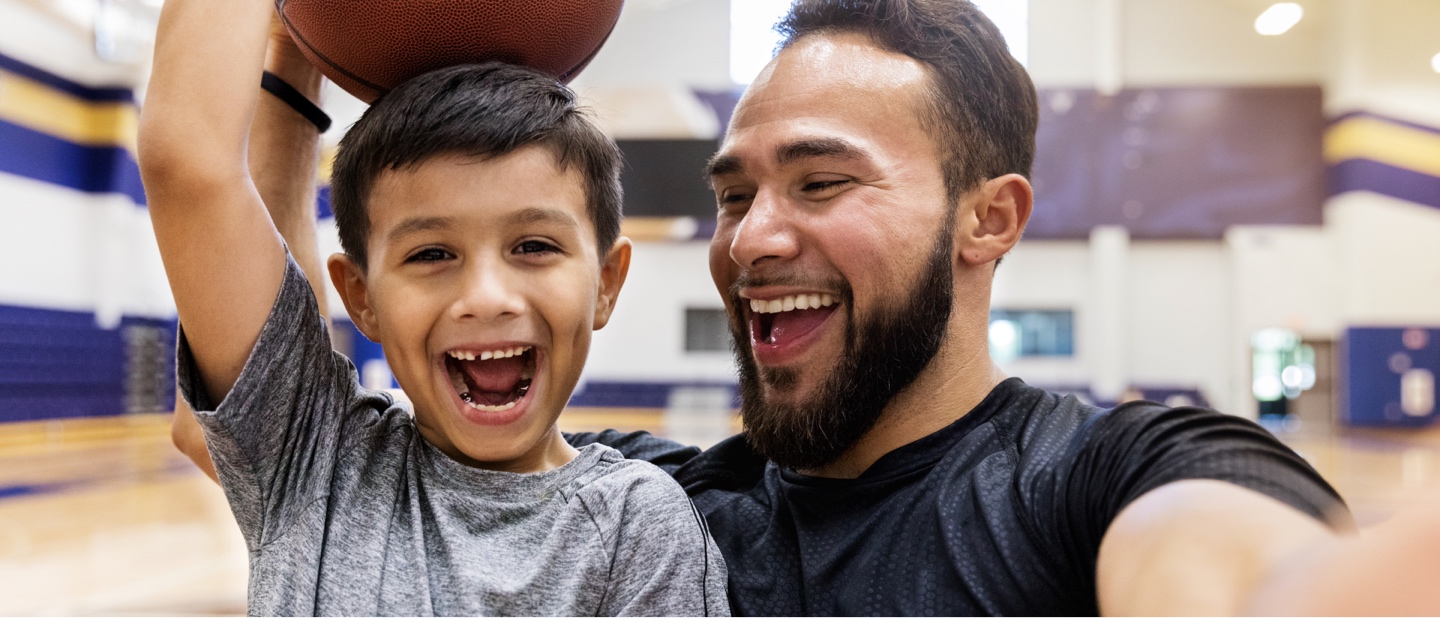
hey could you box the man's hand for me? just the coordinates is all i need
[166,10,329,482]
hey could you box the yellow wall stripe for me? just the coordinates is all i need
[0,68,136,151]
[1325,116,1440,179]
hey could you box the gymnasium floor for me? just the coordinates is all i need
[2,410,1438,615]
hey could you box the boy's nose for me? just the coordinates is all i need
[449,260,526,322]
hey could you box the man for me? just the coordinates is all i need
[178,0,1440,614]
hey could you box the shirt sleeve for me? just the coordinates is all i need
[1025,402,1350,599]
[176,253,391,550]
[566,429,702,475]
[582,462,732,616]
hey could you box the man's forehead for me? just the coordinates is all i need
[729,32,931,127]
[715,33,934,173]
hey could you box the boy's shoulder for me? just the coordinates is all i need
[567,444,697,533]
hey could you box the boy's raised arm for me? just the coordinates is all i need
[140,0,287,406]
[169,16,328,483]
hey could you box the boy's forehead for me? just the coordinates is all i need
[371,148,596,240]
[367,147,588,227]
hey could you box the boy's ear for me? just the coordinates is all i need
[593,237,632,331]
[327,253,381,342]
[955,173,1033,268]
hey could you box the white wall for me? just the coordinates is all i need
[994,236,1237,412]
[570,0,732,91]
[991,240,1093,387]
[1329,193,1440,325]
[584,240,737,383]
[1028,0,1327,89]
[1127,241,1231,408]
[1327,0,1440,123]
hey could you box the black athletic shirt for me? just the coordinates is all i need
[570,377,1348,616]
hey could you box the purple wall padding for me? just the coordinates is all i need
[1027,86,1325,239]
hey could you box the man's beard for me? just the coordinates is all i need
[728,222,955,472]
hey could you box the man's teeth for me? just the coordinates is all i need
[446,346,531,361]
[749,294,836,314]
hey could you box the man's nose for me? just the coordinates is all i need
[729,189,801,269]
[450,259,526,322]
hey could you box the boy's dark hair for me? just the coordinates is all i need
[331,62,623,270]
[778,0,1038,201]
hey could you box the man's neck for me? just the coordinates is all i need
[802,326,1007,479]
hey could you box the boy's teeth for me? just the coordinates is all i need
[462,398,517,413]
[447,346,533,361]
[748,294,836,314]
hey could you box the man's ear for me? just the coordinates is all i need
[327,253,381,342]
[956,174,1033,267]
[593,237,633,330]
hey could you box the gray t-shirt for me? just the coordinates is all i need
[179,255,729,616]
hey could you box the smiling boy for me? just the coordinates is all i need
[138,0,728,615]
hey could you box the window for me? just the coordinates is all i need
[989,309,1074,361]
[685,308,732,352]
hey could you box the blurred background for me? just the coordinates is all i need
[1,0,1438,613]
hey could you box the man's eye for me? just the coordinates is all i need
[515,240,560,255]
[802,179,850,192]
[407,248,452,262]
[717,192,753,212]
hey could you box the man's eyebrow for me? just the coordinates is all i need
[508,207,580,230]
[705,153,743,179]
[704,138,868,180]
[775,137,867,166]
[386,216,457,244]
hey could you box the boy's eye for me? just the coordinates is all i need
[406,248,452,263]
[515,240,560,255]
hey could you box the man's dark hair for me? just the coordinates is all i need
[330,62,623,270]
[778,0,1038,200]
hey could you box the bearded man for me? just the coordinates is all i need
[579,1,1440,614]
[177,0,1440,614]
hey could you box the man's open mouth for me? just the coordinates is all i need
[445,346,536,412]
[749,293,839,346]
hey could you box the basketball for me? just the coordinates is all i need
[275,0,626,102]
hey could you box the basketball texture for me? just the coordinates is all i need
[277,0,625,103]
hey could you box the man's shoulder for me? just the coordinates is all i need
[973,379,1103,456]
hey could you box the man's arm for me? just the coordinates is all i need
[141,0,288,411]
[1098,480,1440,615]
[1096,479,1336,615]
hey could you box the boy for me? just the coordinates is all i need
[138,0,729,615]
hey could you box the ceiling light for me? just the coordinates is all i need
[1432,52,1440,74]
[1255,3,1303,36]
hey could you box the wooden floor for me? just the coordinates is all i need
[1,411,1437,615]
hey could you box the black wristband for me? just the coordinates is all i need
[261,70,331,133]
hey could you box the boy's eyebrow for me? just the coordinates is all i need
[387,216,457,244]
[508,207,580,230]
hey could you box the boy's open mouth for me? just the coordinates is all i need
[445,346,536,412]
